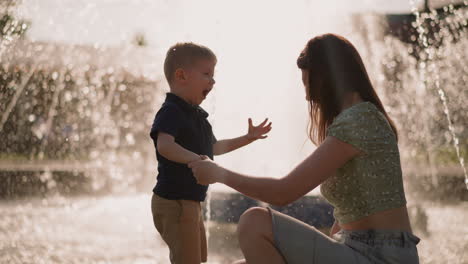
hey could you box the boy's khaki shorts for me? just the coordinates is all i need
[151,194,207,264]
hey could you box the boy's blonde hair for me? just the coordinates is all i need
[164,42,216,84]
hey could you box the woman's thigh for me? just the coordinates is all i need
[268,208,371,264]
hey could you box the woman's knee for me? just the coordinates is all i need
[237,207,272,238]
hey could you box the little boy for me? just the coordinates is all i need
[150,42,272,264]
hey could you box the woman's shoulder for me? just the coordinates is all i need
[327,102,395,152]
[336,101,378,119]
[331,101,382,128]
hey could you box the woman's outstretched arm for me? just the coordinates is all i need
[189,136,361,206]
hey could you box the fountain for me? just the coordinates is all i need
[0,0,467,263]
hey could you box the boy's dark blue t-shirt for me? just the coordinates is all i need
[150,93,216,201]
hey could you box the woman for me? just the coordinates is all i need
[189,34,420,264]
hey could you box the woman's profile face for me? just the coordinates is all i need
[301,69,311,100]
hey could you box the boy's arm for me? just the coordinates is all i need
[213,118,272,156]
[157,132,201,164]
[213,136,254,156]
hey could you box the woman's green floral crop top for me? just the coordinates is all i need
[320,102,406,224]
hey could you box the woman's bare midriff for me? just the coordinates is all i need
[340,206,413,233]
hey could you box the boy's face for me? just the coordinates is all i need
[183,58,216,105]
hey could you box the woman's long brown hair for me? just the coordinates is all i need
[297,34,398,145]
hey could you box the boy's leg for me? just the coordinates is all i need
[152,194,207,264]
[199,209,208,262]
[151,194,182,264]
[179,199,207,264]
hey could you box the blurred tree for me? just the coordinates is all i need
[132,32,148,47]
[0,0,29,39]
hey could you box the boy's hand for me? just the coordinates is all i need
[247,118,272,141]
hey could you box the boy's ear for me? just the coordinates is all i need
[174,68,186,82]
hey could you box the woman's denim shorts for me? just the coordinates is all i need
[268,207,420,264]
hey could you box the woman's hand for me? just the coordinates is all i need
[188,158,224,185]
[247,118,272,140]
